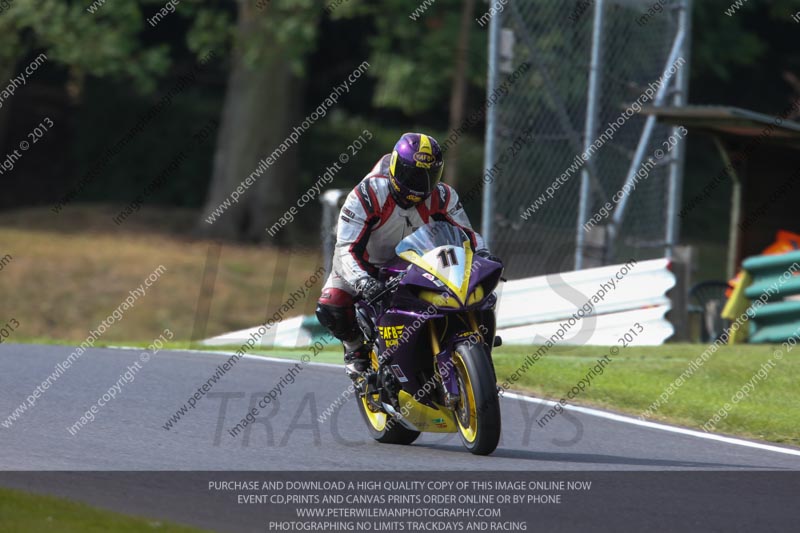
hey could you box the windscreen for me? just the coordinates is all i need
[395,221,469,257]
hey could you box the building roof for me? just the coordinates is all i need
[640,105,800,146]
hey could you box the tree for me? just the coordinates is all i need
[0,0,168,154]
[194,0,323,242]
[444,0,477,187]
[335,0,488,178]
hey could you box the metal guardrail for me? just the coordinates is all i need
[202,259,677,348]
[742,250,800,343]
[496,258,675,345]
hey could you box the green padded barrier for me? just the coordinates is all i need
[741,251,800,343]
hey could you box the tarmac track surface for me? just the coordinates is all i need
[1,344,798,532]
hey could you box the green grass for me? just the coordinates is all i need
[0,488,208,533]
[491,343,799,447]
[0,205,322,343]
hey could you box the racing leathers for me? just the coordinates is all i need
[315,154,489,357]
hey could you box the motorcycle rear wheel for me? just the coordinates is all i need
[452,342,501,455]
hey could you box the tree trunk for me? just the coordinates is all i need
[0,62,14,152]
[0,40,22,152]
[197,1,300,243]
[443,0,476,188]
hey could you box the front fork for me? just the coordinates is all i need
[430,312,493,410]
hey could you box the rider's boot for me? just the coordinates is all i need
[343,340,371,375]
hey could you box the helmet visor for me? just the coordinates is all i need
[394,161,443,195]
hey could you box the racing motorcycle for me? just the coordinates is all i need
[352,221,503,455]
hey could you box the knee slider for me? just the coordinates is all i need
[315,302,358,341]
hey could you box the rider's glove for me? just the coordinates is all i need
[355,277,386,302]
[476,249,503,266]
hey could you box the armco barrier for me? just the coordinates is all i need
[495,258,675,345]
[742,250,800,343]
[203,259,676,347]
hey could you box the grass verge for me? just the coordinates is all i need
[491,343,799,447]
[0,487,208,533]
[0,205,322,342]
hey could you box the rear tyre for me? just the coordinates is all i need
[354,352,420,445]
[452,341,501,455]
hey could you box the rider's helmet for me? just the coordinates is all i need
[388,132,444,208]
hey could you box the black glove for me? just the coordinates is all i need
[355,277,385,301]
[476,249,503,265]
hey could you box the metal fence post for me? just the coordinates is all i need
[481,6,501,249]
[665,0,693,259]
[320,189,346,277]
[608,24,687,250]
[575,0,606,270]
[483,1,689,278]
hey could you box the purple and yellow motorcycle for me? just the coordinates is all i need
[353,221,503,455]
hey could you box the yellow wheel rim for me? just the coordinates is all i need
[361,350,386,431]
[361,392,387,431]
[453,353,478,443]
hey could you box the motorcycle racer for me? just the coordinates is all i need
[315,132,501,374]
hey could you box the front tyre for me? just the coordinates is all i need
[354,351,420,445]
[452,342,501,455]
[355,384,420,445]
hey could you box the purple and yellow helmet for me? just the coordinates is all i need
[389,132,444,207]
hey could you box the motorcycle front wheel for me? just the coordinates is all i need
[452,341,501,455]
[354,352,420,445]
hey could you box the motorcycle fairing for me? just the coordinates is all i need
[396,390,458,433]
[359,221,503,438]
[397,241,474,306]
